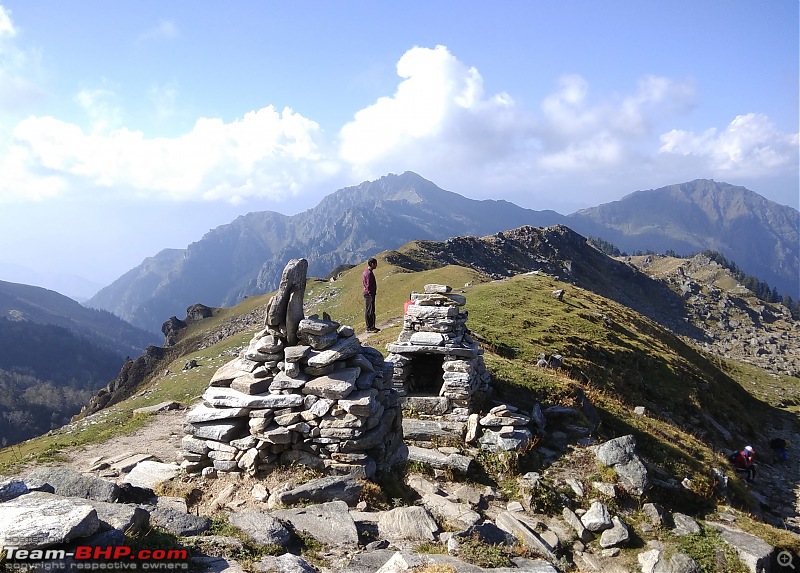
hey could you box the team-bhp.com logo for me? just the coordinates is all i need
[2,542,189,571]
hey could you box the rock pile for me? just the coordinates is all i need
[178,259,403,479]
[386,284,492,418]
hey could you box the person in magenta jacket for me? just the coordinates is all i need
[362,258,379,333]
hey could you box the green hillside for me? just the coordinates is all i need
[2,251,798,561]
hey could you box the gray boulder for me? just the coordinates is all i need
[228,511,292,547]
[76,498,149,534]
[0,478,29,502]
[478,426,533,452]
[642,502,668,528]
[150,507,211,536]
[377,506,439,541]
[421,492,481,531]
[26,467,120,503]
[670,552,702,573]
[0,491,100,548]
[592,434,649,496]
[254,553,316,573]
[273,500,359,547]
[638,548,671,573]
[580,501,613,532]
[270,474,363,507]
[672,513,701,536]
[708,521,774,573]
[123,461,181,491]
[599,516,630,548]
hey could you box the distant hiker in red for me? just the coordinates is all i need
[731,445,757,482]
[363,258,379,333]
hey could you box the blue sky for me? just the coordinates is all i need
[0,1,797,297]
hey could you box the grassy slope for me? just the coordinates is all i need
[2,252,797,554]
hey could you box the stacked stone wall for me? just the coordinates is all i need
[386,284,491,419]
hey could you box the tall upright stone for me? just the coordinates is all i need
[266,258,308,346]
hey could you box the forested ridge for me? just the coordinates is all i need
[0,317,124,446]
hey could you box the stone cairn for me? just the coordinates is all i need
[385,284,492,420]
[179,258,403,479]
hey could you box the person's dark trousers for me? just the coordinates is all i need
[737,467,756,482]
[364,293,376,330]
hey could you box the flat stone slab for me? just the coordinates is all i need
[402,418,465,441]
[708,521,774,573]
[272,475,364,507]
[203,387,304,409]
[186,404,250,423]
[230,373,273,395]
[189,418,247,442]
[107,453,156,473]
[306,336,362,368]
[421,492,481,530]
[377,506,438,541]
[228,511,292,547]
[150,507,211,536]
[302,368,359,399]
[209,359,245,386]
[272,500,359,547]
[409,332,446,346]
[386,344,478,358]
[405,305,459,319]
[123,461,181,490]
[26,467,120,503]
[400,396,451,416]
[0,492,100,548]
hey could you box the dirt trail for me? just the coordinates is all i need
[12,409,187,479]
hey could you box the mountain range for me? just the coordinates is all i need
[85,172,799,334]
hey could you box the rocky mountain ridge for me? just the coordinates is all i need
[388,225,800,380]
[86,173,799,334]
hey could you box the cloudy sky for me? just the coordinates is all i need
[0,1,797,297]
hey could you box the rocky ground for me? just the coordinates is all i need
[624,253,800,378]
[4,389,799,573]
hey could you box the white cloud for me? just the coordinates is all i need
[75,86,124,133]
[0,42,795,212]
[659,113,800,176]
[339,45,531,180]
[138,19,178,42]
[0,5,16,38]
[0,106,337,204]
[0,5,43,113]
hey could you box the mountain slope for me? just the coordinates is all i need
[87,172,564,333]
[567,179,800,299]
[0,280,158,357]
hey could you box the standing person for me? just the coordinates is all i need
[363,258,380,333]
[770,437,789,463]
[730,445,757,482]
